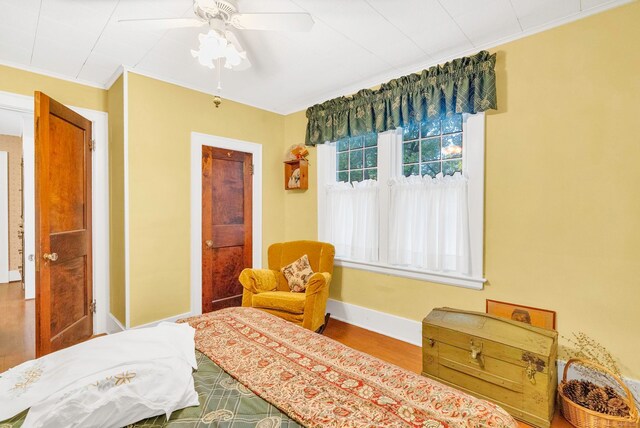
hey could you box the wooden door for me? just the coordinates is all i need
[202,146,252,313]
[35,92,93,357]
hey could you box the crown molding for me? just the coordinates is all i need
[104,65,125,90]
[0,58,106,90]
[121,66,287,115]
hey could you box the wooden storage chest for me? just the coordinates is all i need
[422,308,558,428]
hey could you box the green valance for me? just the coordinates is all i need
[305,50,497,146]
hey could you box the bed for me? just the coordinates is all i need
[2,307,517,427]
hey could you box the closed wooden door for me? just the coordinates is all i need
[202,146,252,313]
[35,92,93,357]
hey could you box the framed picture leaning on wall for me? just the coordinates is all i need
[486,299,556,330]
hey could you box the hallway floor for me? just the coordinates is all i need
[0,281,34,372]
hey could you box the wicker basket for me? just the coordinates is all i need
[559,358,639,428]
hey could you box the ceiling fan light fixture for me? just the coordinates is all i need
[192,29,247,70]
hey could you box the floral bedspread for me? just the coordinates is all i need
[180,307,517,428]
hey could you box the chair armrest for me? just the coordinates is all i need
[239,269,279,294]
[304,272,332,296]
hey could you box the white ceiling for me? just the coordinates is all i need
[0,0,632,114]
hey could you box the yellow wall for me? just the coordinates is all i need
[126,72,285,326]
[283,2,640,378]
[107,75,126,325]
[0,64,106,111]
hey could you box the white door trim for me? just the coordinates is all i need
[190,131,262,317]
[0,90,110,335]
[0,151,8,283]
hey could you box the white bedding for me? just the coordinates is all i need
[0,322,199,426]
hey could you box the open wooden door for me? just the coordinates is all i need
[35,92,93,357]
[202,146,252,313]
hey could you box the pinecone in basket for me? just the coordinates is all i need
[563,380,590,406]
[586,387,609,414]
[604,385,619,399]
[607,397,631,418]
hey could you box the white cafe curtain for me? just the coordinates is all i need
[388,173,471,275]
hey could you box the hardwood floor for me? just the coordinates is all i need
[0,295,572,427]
[323,318,572,428]
[0,281,34,372]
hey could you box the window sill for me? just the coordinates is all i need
[334,258,486,290]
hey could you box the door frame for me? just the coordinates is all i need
[0,90,110,335]
[0,151,8,283]
[190,131,262,317]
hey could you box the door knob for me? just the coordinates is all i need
[43,252,58,262]
[205,240,214,248]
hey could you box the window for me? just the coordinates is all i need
[336,133,378,183]
[318,113,485,289]
[401,114,463,178]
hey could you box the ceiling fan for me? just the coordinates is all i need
[118,0,315,71]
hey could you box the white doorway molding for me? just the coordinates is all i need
[190,132,262,317]
[0,90,110,335]
[0,151,8,283]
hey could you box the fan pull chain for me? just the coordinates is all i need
[213,58,222,108]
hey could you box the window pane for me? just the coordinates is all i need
[337,171,348,182]
[403,164,419,177]
[442,134,462,159]
[420,119,441,137]
[403,141,419,164]
[337,139,349,152]
[403,124,419,141]
[421,162,441,177]
[442,159,462,176]
[349,149,363,169]
[421,138,440,162]
[364,147,377,168]
[364,134,377,147]
[349,136,364,149]
[350,170,363,182]
[337,152,349,171]
[442,114,463,134]
[364,168,377,180]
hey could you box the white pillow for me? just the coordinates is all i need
[0,322,197,421]
[22,356,199,428]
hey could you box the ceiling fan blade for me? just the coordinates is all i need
[224,30,252,71]
[117,17,206,30]
[230,13,314,32]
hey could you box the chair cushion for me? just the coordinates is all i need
[280,254,314,292]
[252,291,306,314]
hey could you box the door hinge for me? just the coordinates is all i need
[89,299,97,314]
[249,164,254,175]
[89,139,96,152]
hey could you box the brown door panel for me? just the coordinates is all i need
[49,231,87,261]
[209,247,244,301]
[201,146,252,314]
[35,92,93,357]
[211,224,245,248]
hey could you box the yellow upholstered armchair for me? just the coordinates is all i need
[239,241,335,332]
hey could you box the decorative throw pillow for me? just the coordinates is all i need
[281,255,315,292]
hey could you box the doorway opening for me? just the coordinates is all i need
[0,91,109,371]
[0,108,33,370]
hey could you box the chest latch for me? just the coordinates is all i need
[469,339,484,368]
